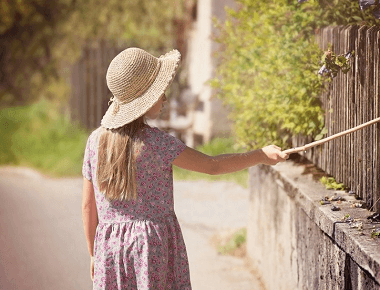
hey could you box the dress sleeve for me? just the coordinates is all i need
[82,135,93,182]
[158,130,187,165]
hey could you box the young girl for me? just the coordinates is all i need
[82,47,288,290]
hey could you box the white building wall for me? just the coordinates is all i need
[184,0,236,147]
[187,0,212,96]
[186,0,213,146]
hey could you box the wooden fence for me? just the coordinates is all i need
[70,41,126,130]
[293,26,380,212]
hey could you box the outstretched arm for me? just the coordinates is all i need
[172,145,288,175]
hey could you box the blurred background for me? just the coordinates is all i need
[0,1,251,289]
[1,0,380,188]
[1,0,380,289]
[0,0,242,181]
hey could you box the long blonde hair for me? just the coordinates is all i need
[96,117,145,201]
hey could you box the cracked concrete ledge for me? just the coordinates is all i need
[247,160,380,290]
[275,161,380,281]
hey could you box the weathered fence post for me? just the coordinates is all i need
[295,26,380,212]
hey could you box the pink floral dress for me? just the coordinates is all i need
[82,125,191,290]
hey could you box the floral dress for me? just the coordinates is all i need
[82,125,191,290]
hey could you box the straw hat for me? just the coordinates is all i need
[101,47,181,129]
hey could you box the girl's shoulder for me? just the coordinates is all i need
[141,124,160,136]
[142,125,176,140]
[144,125,186,150]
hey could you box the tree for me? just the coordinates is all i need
[0,0,192,106]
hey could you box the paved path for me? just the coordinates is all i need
[0,167,263,290]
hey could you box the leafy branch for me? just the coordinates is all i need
[318,45,355,80]
[320,176,347,190]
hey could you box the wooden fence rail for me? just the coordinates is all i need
[294,26,380,213]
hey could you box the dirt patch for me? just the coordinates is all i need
[211,228,247,258]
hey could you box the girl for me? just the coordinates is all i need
[81,47,288,290]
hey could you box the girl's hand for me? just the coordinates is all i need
[261,145,289,165]
[90,256,94,281]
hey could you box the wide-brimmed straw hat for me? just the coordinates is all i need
[101,47,181,129]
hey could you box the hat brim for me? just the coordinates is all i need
[101,49,181,129]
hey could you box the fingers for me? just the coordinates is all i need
[280,152,289,160]
[274,149,289,162]
[261,145,289,165]
[272,145,289,161]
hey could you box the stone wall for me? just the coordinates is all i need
[247,161,380,290]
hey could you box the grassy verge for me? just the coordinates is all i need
[173,137,249,188]
[0,98,89,177]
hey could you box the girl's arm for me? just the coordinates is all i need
[172,145,288,175]
[82,177,98,258]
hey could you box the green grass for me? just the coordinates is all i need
[0,98,89,177]
[217,228,247,255]
[173,137,249,188]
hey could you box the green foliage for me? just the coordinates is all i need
[212,0,325,149]
[320,176,346,190]
[320,45,355,79]
[173,137,248,187]
[212,0,378,149]
[371,229,380,239]
[217,228,247,255]
[0,99,89,177]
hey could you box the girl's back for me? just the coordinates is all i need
[83,125,191,289]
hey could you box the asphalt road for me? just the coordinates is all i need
[0,167,263,290]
